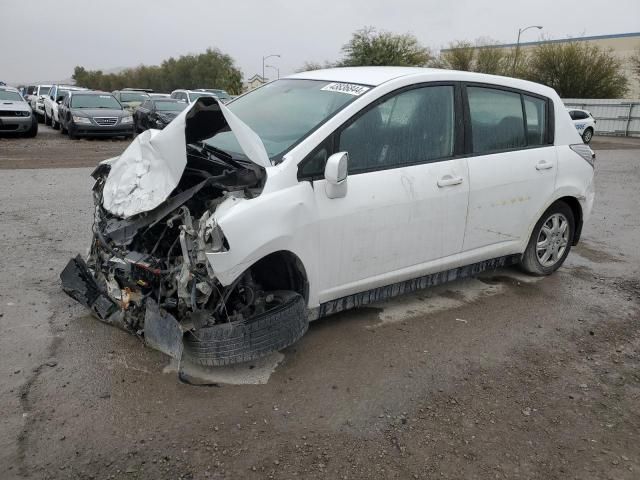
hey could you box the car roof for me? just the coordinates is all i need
[72,91,114,95]
[287,67,557,97]
[287,67,429,86]
[152,98,182,102]
[0,85,20,93]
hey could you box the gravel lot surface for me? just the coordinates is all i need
[1,127,639,479]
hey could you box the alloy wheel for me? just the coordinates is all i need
[536,213,570,267]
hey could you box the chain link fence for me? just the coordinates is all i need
[563,99,640,137]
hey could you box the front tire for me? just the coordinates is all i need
[520,202,575,276]
[24,117,38,138]
[43,109,50,126]
[582,128,593,144]
[183,290,308,366]
[51,112,59,130]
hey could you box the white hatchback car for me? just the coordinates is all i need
[61,67,595,366]
[568,108,596,143]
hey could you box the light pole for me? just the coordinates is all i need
[262,54,280,83]
[513,25,542,73]
[265,64,279,80]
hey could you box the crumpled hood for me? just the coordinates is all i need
[102,97,270,219]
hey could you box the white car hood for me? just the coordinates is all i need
[102,98,270,218]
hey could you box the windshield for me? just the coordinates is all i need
[120,92,149,103]
[0,90,24,101]
[156,101,186,112]
[72,94,122,109]
[203,79,366,160]
[38,86,51,96]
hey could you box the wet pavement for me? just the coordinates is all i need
[0,130,639,479]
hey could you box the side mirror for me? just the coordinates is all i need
[324,152,348,199]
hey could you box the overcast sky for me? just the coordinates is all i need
[2,0,639,85]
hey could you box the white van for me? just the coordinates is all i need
[61,67,595,366]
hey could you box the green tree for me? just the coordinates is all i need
[72,48,243,94]
[474,43,509,75]
[339,27,432,67]
[440,41,475,71]
[525,41,628,98]
[437,40,510,75]
[295,60,336,73]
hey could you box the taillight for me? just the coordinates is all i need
[570,144,595,168]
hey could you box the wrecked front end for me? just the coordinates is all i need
[61,97,308,367]
[62,151,265,359]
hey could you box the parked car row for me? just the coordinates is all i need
[3,84,233,139]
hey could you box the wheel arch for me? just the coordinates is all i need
[555,196,583,245]
[243,250,310,303]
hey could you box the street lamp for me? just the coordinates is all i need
[265,64,279,80]
[513,25,542,73]
[262,54,280,83]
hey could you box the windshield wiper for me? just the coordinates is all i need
[198,142,253,170]
[187,142,246,170]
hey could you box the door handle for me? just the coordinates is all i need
[536,160,553,170]
[437,175,463,187]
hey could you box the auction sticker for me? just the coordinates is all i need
[321,82,370,96]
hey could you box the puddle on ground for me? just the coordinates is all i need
[164,352,284,386]
[573,242,622,264]
[375,268,542,325]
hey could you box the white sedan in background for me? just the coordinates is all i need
[568,108,596,144]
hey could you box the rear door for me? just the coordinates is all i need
[462,85,557,252]
[300,84,470,302]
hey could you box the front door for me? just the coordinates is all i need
[306,84,470,303]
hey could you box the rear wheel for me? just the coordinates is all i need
[582,128,593,144]
[520,202,575,276]
[183,290,308,366]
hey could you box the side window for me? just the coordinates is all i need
[298,143,329,179]
[50,86,56,99]
[338,85,455,174]
[568,110,578,120]
[468,87,525,153]
[523,95,547,146]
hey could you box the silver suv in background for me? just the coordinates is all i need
[112,90,151,114]
[170,89,217,104]
[0,85,38,137]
